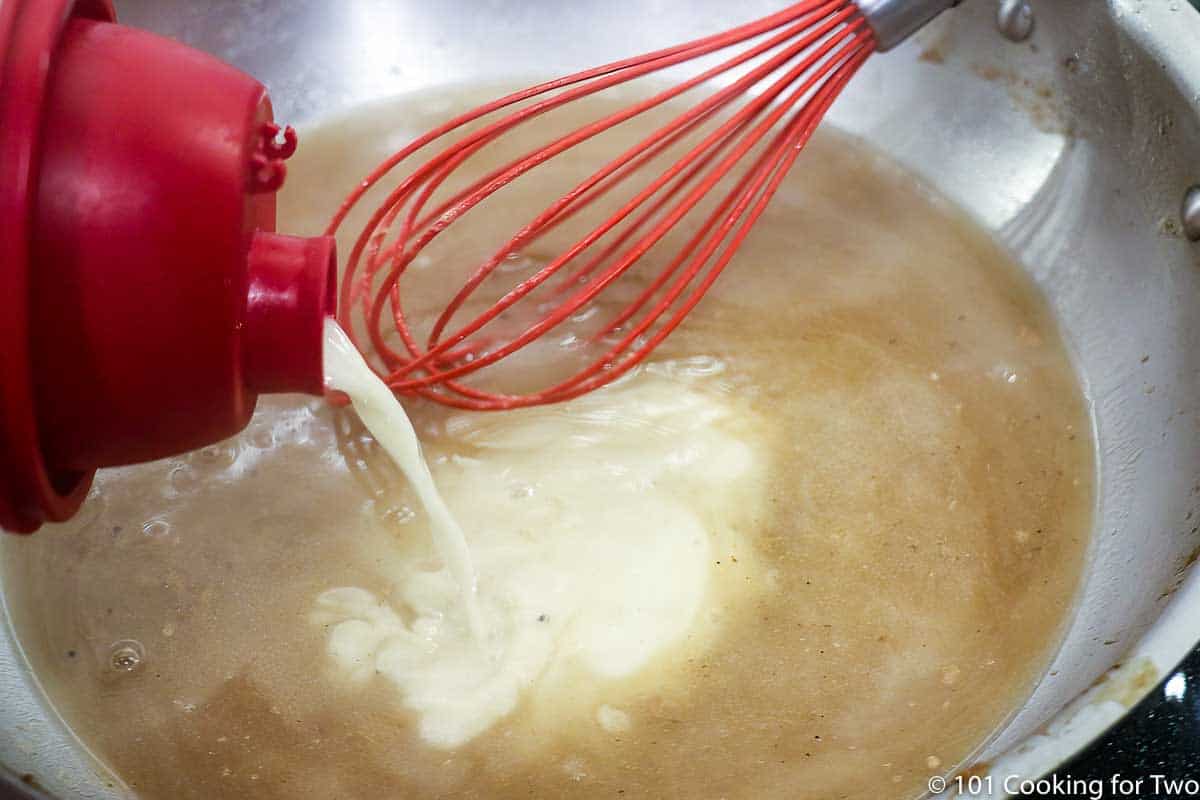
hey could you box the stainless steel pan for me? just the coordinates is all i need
[3,1,1199,796]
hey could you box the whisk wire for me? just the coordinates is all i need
[393,16,870,392]
[330,0,877,409]
[425,28,874,405]
[370,0,855,368]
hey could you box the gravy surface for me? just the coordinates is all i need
[1,90,1093,800]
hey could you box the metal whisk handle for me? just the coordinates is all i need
[856,0,961,51]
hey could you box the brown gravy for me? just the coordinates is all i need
[0,91,1093,800]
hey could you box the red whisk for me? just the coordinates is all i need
[329,0,959,410]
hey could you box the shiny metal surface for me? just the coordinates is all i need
[995,0,1035,43]
[855,0,960,51]
[2,0,1200,796]
[1184,185,1200,241]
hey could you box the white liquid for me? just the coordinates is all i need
[322,319,486,640]
[318,321,766,748]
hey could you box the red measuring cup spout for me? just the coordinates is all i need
[0,0,337,533]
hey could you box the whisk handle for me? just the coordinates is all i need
[856,0,961,51]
